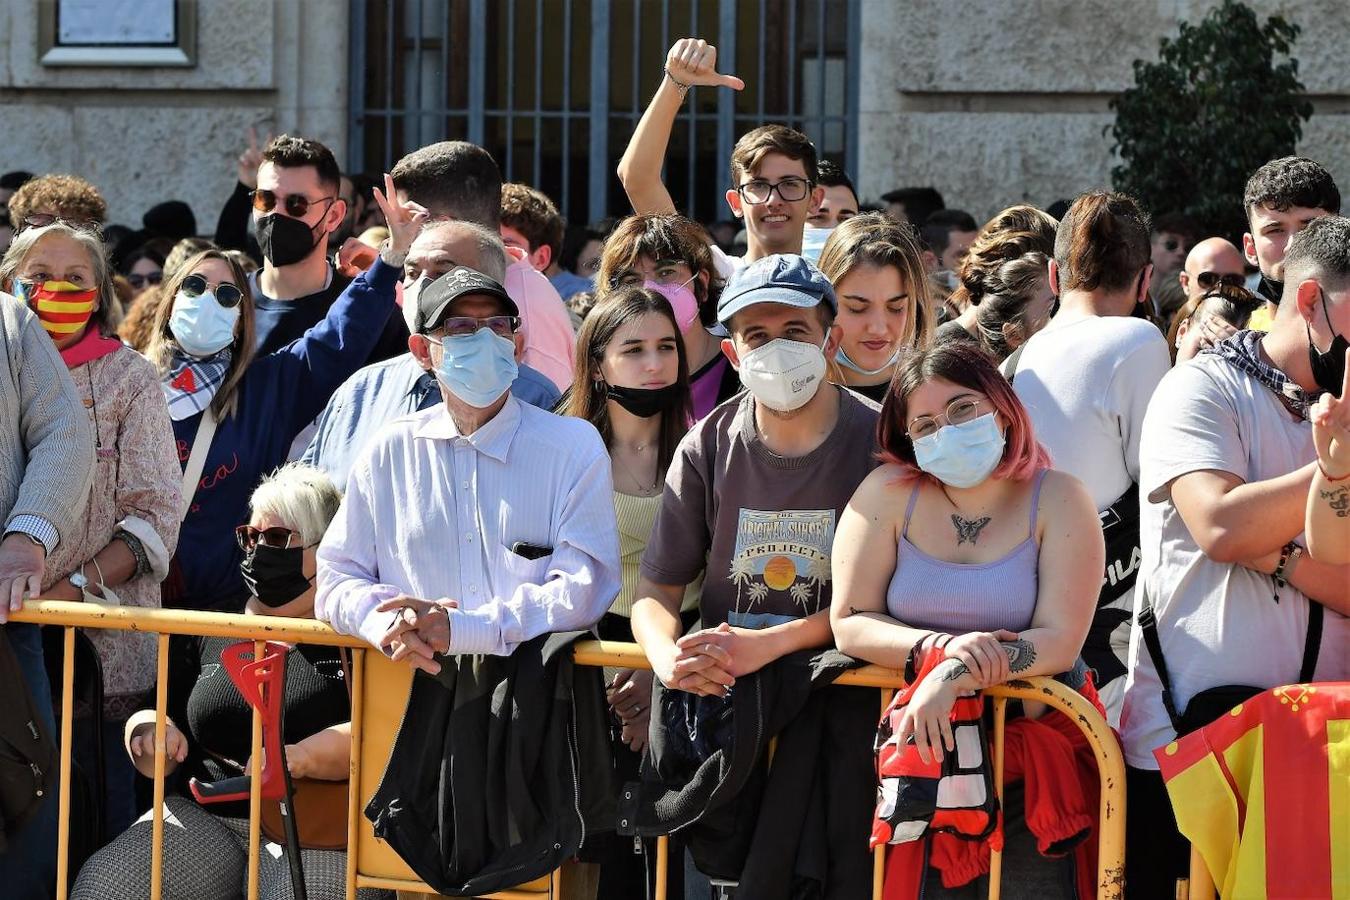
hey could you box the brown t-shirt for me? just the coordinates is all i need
[641,387,881,628]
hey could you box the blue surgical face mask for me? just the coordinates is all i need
[169,289,239,358]
[428,326,519,408]
[912,412,1006,489]
[834,344,901,377]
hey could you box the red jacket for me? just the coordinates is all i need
[878,653,1107,900]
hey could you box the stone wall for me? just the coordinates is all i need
[856,0,1350,225]
[0,0,349,229]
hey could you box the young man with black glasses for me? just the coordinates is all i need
[248,135,407,363]
[617,38,824,279]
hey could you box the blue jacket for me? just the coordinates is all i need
[170,257,399,611]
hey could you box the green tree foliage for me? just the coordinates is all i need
[1109,0,1312,240]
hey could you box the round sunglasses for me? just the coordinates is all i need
[250,189,336,219]
[181,273,244,308]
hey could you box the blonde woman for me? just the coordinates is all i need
[817,212,935,402]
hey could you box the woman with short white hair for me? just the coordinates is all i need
[76,463,392,900]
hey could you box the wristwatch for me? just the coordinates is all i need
[69,569,89,592]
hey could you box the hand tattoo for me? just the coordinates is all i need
[937,659,970,683]
[1003,638,1037,673]
[951,514,992,545]
[1319,485,1350,518]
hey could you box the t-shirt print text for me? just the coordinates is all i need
[728,508,835,627]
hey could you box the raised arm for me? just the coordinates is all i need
[616,39,744,216]
[279,175,426,430]
[1307,353,1350,563]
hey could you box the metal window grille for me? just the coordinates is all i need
[348,0,861,226]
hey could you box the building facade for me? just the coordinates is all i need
[1,0,1346,231]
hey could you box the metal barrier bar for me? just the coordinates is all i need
[55,627,74,900]
[16,601,1126,900]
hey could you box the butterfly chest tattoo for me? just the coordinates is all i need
[951,514,992,546]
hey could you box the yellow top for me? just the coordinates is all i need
[611,490,701,618]
[1246,302,1275,333]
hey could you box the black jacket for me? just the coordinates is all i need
[623,649,876,900]
[365,631,615,897]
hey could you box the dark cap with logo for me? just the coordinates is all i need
[415,266,519,333]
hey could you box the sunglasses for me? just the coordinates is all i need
[235,525,301,551]
[250,189,336,219]
[126,271,163,289]
[1195,271,1246,291]
[19,214,100,232]
[181,273,244,308]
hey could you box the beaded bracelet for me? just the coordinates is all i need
[664,67,691,93]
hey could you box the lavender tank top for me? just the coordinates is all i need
[884,470,1048,634]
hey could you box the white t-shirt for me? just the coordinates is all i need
[1119,354,1350,769]
[1011,315,1171,511]
[1010,314,1171,722]
[710,244,745,282]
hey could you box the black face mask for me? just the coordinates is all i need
[1257,274,1284,306]
[604,382,682,418]
[240,544,312,608]
[1308,290,1348,397]
[256,213,324,268]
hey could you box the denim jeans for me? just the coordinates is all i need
[0,623,58,900]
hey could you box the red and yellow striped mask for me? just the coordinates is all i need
[23,280,99,338]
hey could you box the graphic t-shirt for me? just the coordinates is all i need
[641,388,881,627]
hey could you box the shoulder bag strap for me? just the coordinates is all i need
[178,406,219,521]
[1298,602,1324,684]
[1004,343,1028,385]
[1136,597,1182,732]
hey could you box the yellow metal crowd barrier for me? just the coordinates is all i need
[13,600,1126,900]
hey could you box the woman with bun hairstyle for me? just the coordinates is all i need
[935,205,1058,347]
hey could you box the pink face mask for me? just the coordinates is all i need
[644,276,700,332]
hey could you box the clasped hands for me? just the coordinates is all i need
[658,621,779,698]
[377,595,457,674]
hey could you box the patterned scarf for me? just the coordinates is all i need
[1204,329,1316,420]
[162,348,231,421]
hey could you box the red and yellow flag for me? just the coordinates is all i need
[1156,683,1350,899]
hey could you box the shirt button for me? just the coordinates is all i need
[463,482,470,489]
[465,533,473,542]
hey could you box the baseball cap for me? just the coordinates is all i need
[414,266,518,333]
[717,253,837,324]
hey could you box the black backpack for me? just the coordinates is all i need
[0,626,58,850]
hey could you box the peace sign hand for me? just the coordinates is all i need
[237,126,272,189]
[1311,347,1350,479]
[665,39,745,91]
[371,173,429,262]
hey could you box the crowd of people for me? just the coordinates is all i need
[1,36,1347,900]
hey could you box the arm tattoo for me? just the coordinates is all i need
[951,514,992,545]
[847,605,863,617]
[1003,638,1037,673]
[1319,485,1350,518]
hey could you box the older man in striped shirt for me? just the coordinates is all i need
[316,267,619,669]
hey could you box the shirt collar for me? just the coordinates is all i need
[414,393,522,461]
